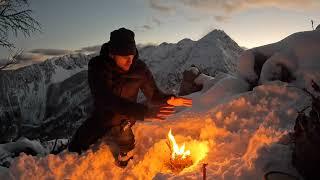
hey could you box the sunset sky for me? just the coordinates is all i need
[0,0,319,64]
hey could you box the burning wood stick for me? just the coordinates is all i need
[203,163,208,180]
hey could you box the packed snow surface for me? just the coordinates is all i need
[1,79,309,179]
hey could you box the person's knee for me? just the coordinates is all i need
[109,126,135,153]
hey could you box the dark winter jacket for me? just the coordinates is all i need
[88,42,172,127]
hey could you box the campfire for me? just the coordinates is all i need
[166,129,193,172]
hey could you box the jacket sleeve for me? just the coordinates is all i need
[88,58,147,120]
[140,62,174,105]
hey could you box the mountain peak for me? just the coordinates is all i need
[200,29,229,41]
[177,38,193,45]
[159,42,171,46]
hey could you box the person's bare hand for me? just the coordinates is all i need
[145,104,175,120]
[155,104,175,120]
[167,96,192,107]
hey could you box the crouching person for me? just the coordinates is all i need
[68,28,192,167]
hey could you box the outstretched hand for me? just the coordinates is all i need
[145,97,192,121]
[167,96,192,107]
[155,104,175,120]
[145,104,175,121]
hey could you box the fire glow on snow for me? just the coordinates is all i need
[5,81,309,179]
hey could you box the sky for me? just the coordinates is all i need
[0,0,319,65]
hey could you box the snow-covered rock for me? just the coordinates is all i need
[0,137,47,168]
[237,28,320,97]
[178,66,202,96]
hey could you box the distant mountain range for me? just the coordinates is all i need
[0,30,243,142]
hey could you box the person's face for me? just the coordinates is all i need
[112,54,134,71]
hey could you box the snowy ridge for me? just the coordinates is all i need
[139,29,243,92]
[0,53,92,142]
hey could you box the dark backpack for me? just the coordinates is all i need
[292,81,320,180]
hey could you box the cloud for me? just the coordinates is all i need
[136,42,158,49]
[28,49,73,56]
[142,25,153,30]
[133,24,154,32]
[178,0,319,13]
[214,15,230,23]
[149,0,176,13]
[15,53,45,62]
[75,45,101,54]
[134,17,161,32]
[0,44,104,69]
[152,17,162,26]
[0,52,45,64]
[0,52,47,69]
[10,48,72,67]
[148,0,320,21]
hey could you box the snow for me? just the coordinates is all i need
[50,54,90,84]
[237,28,320,97]
[0,137,47,169]
[194,73,215,86]
[0,166,9,180]
[139,29,243,92]
[0,53,91,142]
[1,79,309,179]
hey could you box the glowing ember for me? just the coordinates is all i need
[167,129,193,172]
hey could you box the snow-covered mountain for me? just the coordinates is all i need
[0,29,242,143]
[139,29,243,92]
[0,54,93,142]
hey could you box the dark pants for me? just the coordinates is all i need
[68,117,135,157]
[104,125,135,159]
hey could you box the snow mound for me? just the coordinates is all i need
[0,137,47,170]
[237,28,320,97]
[3,80,309,179]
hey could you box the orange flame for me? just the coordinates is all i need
[168,129,191,159]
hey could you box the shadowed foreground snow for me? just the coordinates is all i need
[0,79,309,179]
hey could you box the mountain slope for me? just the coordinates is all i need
[139,30,243,92]
[0,54,92,142]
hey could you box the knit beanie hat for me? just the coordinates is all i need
[109,27,137,56]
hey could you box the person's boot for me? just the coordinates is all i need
[116,150,134,167]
